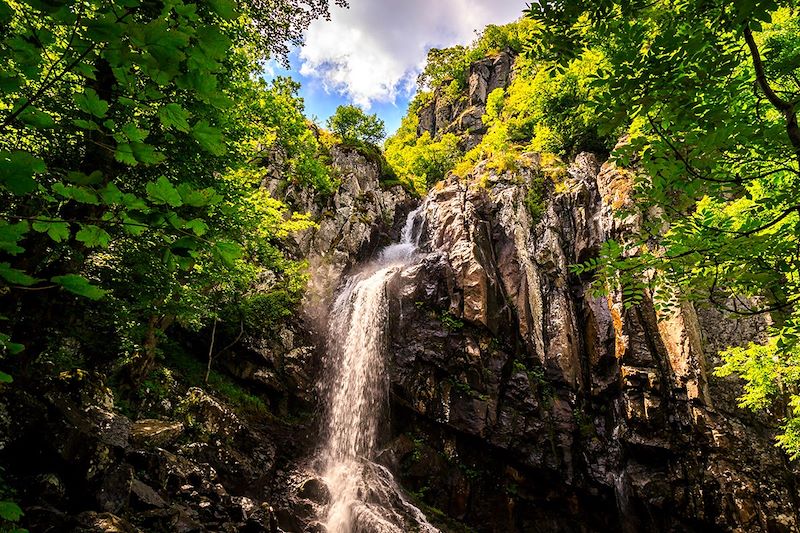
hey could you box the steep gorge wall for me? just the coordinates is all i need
[316,51,800,532]
[374,152,799,532]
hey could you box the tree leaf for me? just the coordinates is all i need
[74,88,109,118]
[121,122,149,142]
[146,176,183,207]
[207,0,238,19]
[185,218,208,236]
[0,221,29,255]
[0,501,23,521]
[212,241,241,267]
[51,274,107,300]
[32,220,70,242]
[75,225,111,248]
[0,150,45,195]
[157,103,191,132]
[51,183,99,205]
[0,372,12,384]
[191,120,226,155]
[196,26,231,59]
[114,143,138,165]
[18,105,55,128]
[0,263,40,286]
[130,142,165,164]
[66,170,103,186]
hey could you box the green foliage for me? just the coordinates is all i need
[388,19,611,193]
[384,112,462,194]
[167,348,268,415]
[440,312,464,331]
[417,19,537,91]
[0,0,338,385]
[529,2,800,455]
[326,105,386,146]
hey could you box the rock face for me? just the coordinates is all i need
[417,51,514,150]
[1,371,291,532]
[375,153,800,532]
[0,146,411,533]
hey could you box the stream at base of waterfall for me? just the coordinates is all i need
[317,208,439,533]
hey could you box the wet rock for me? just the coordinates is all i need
[130,479,166,509]
[130,419,184,447]
[97,464,134,513]
[297,477,331,505]
[181,388,244,440]
[74,511,141,533]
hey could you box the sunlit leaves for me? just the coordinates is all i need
[75,225,111,248]
[157,103,191,132]
[51,274,107,300]
[145,176,182,207]
[191,120,226,155]
[528,0,800,456]
[74,88,109,118]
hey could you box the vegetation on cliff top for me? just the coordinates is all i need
[384,18,615,195]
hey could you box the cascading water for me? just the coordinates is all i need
[319,208,438,533]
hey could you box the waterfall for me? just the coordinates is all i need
[319,208,438,533]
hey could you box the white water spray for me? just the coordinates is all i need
[319,208,438,533]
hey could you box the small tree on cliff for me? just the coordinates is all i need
[327,105,386,146]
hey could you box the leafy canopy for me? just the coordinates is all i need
[527,0,800,456]
[326,104,386,146]
[0,0,340,385]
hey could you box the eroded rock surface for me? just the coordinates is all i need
[376,153,800,532]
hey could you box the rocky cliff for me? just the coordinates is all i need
[417,51,514,150]
[0,145,411,533]
[372,152,800,532]
[3,56,799,533]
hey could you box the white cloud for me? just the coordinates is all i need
[298,0,529,109]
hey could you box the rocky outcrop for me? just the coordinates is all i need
[0,370,308,532]
[376,153,800,532]
[417,51,514,150]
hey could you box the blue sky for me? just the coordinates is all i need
[263,0,530,136]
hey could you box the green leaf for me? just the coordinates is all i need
[18,105,55,128]
[178,184,222,207]
[0,221,29,255]
[196,26,231,59]
[32,220,70,242]
[0,263,40,286]
[75,225,111,248]
[51,274,107,300]
[72,119,99,130]
[121,122,149,142]
[207,0,238,19]
[51,183,99,205]
[0,372,12,384]
[0,151,45,195]
[66,170,103,185]
[130,142,165,164]
[0,501,23,521]
[74,88,109,118]
[120,213,147,236]
[191,120,226,155]
[114,143,138,166]
[212,241,241,267]
[0,332,24,356]
[146,176,183,207]
[157,103,191,132]
[185,218,208,236]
